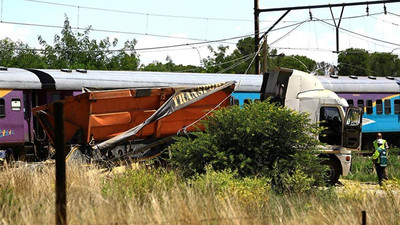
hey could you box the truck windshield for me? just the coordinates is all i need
[319,106,342,145]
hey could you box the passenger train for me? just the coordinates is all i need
[0,67,394,160]
[318,75,400,149]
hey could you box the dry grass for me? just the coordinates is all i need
[0,162,399,225]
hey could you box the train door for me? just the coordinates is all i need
[0,89,26,159]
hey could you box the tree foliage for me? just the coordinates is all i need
[337,48,370,76]
[338,48,400,76]
[168,101,326,191]
[201,37,317,74]
[140,56,201,72]
[0,38,46,68]
[0,16,140,70]
[37,16,140,70]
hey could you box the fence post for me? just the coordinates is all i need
[55,102,67,225]
[362,210,366,225]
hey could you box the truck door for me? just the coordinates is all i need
[319,106,342,146]
[343,107,363,150]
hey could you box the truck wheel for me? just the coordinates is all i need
[321,159,341,185]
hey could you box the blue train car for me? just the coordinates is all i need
[317,75,400,149]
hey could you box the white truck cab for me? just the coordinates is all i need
[261,68,363,184]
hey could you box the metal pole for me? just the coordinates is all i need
[55,102,67,225]
[362,210,366,225]
[262,35,268,74]
[330,6,345,53]
[254,0,260,74]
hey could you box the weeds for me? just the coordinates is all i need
[0,162,399,224]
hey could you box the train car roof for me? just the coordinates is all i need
[316,75,400,93]
[0,68,42,89]
[0,68,263,92]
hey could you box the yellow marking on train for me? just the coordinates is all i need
[0,89,13,98]
[364,94,400,112]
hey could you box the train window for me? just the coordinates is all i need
[0,99,5,118]
[244,99,252,104]
[11,99,21,111]
[230,97,239,106]
[376,99,383,114]
[395,100,400,114]
[347,99,354,107]
[366,100,373,114]
[357,100,364,113]
[384,99,391,114]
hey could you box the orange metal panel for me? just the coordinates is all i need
[33,84,234,147]
[90,112,132,127]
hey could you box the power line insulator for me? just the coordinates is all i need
[384,4,387,15]
[366,4,369,16]
[309,9,313,20]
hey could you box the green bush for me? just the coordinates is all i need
[168,101,326,191]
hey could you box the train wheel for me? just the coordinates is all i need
[321,159,341,185]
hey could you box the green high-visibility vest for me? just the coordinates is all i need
[373,139,387,150]
[373,147,388,167]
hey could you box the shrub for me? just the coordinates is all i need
[168,101,326,191]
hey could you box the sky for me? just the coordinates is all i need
[1,0,400,69]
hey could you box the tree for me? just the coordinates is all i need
[314,61,337,76]
[0,38,46,68]
[140,56,201,72]
[369,52,398,77]
[272,54,317,73]
[337,48,370,76]
[38,15,140,70]
[168,101,326,192]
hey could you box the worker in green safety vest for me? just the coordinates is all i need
[372,138,388,185]
[373,133,389,179]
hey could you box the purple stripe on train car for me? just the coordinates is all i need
[0,90,27,145]
[337,93,398,101]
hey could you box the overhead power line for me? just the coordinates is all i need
[0,16,310,52]
[315,17,400,47]
[24,0,256,23]
[24,0,393,24]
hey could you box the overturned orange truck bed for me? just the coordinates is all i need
[32,82,235,147]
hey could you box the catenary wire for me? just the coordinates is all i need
[21,0,393,24]
[0,19,309,52]
[314,16,400,47]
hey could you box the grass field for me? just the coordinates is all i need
[0,155,399,225]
